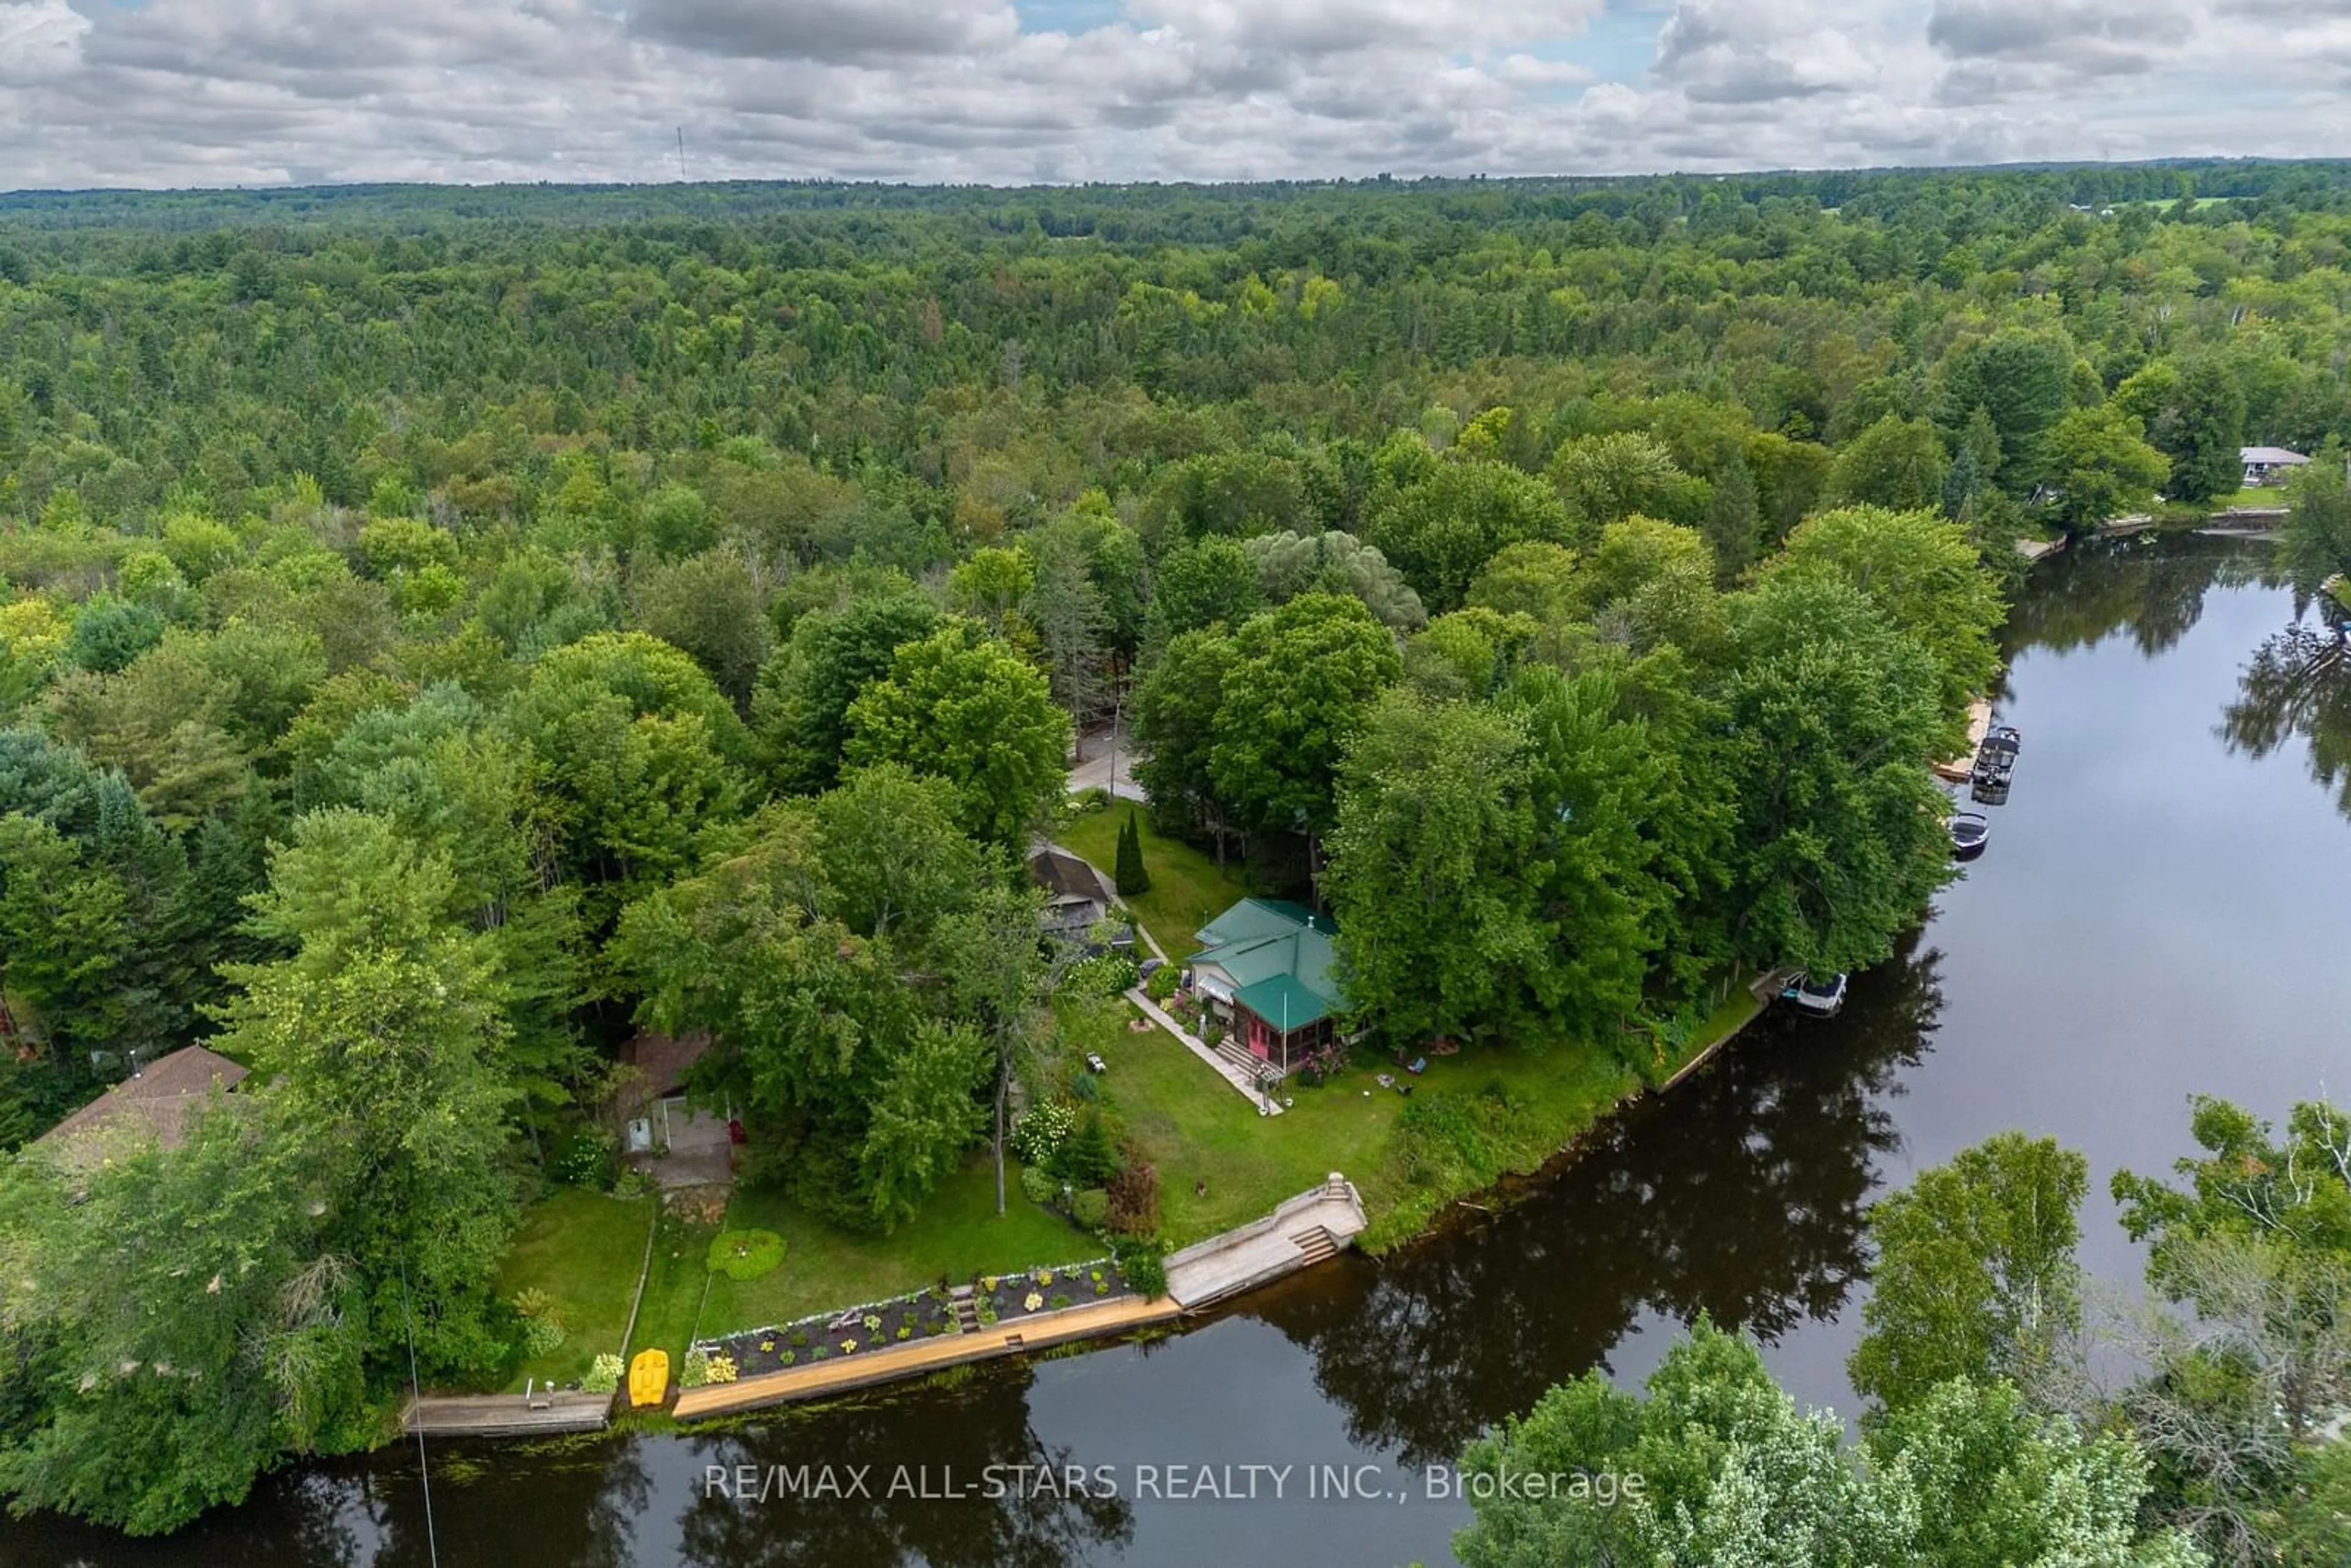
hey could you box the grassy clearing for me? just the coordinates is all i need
[697,1158,1082,1338]
[1057,804,1250,955]
[1063,986,1763,1253]
[2211,487,2288,511]
[493,1188,654,1390]
[626,1198,724,1367]
[494,985,1768,1380]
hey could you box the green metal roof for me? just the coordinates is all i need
[1232,973,1330,1033]
[1193,898,1327,948]
[1187,898,1346,1020]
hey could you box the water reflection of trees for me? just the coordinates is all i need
[2001,535,2273,662]
[1250,936,1946,1467]
[677,1368,1134,1568]
[2223,609,2351,815]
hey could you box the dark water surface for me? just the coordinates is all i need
[13,535,2351,1568]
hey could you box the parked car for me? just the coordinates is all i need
[1780,973,1849,1017]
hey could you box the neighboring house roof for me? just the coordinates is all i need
[621,1030,710,1101]
[2241,446,2311,465]
[1029,847,1114,908]
[1188,898,1344,1028]
[34,1045,247,1158]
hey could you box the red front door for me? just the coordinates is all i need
[1247,1015,1270,1060]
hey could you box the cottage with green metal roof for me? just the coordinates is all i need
[1185,898,1346,1075]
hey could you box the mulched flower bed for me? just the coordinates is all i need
[698,1258,1139,1379]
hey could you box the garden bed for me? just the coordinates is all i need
[691,1258,1140,1382]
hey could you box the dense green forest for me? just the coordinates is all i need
[3,162,2350,1534]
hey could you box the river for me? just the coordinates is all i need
[12,533,2350,1568]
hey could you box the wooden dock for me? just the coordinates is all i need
[403,1390,612,1438]
[1932,697,1995,783]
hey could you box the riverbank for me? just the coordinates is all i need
[491,796,1772,1405]
[487,977,1766,1417]
[670,1178,1370,1419]
[32,532,2336,1567]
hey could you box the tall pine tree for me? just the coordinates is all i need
[1115,808,1150,896]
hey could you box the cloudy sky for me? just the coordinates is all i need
[3,0,2347,191]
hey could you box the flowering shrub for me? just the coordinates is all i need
[840,1338,859,1354]
[583,1354,625,1395]
[705,1354,738,1385]
[862,1314,882,1332]
[1024,1291,1044,1312]
[553,1125,617,1187]
[522,1315,567,1359]
[1059,951,1139,999]
[1009,1103,1076,1166]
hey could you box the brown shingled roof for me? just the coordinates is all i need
[1029,847,1112,906]
[35,1045,249,1157]
[620,1030,711,1101]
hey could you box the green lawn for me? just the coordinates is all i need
[493,1188,655,1390]
[1062,985,1763,1251]
[492,985,1768,1382]
[1057,804,1250,956]
[626,1198,724,1368]
[2211,487,2287,511]
[696,1158,1082,1340]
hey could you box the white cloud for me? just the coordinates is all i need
[0,0,2339,190]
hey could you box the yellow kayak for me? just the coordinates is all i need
[628,1348,669,1408]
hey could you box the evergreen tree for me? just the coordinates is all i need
[1114,808,1150,896]
[1700,451,1761,585]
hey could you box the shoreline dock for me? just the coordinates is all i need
[670,1176,1368,1421]
[403,1390,613,1438]
[1932,697,1995,782]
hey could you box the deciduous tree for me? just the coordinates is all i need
[843,623,1071,852]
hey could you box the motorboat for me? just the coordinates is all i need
[1780,972,1849,1017]
[1949,810,1990,860]
[1969,726,2021,805]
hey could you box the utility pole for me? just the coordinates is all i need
[1109,678,1122,800]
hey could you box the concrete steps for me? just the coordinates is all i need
[1289,1226,1337,1266]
